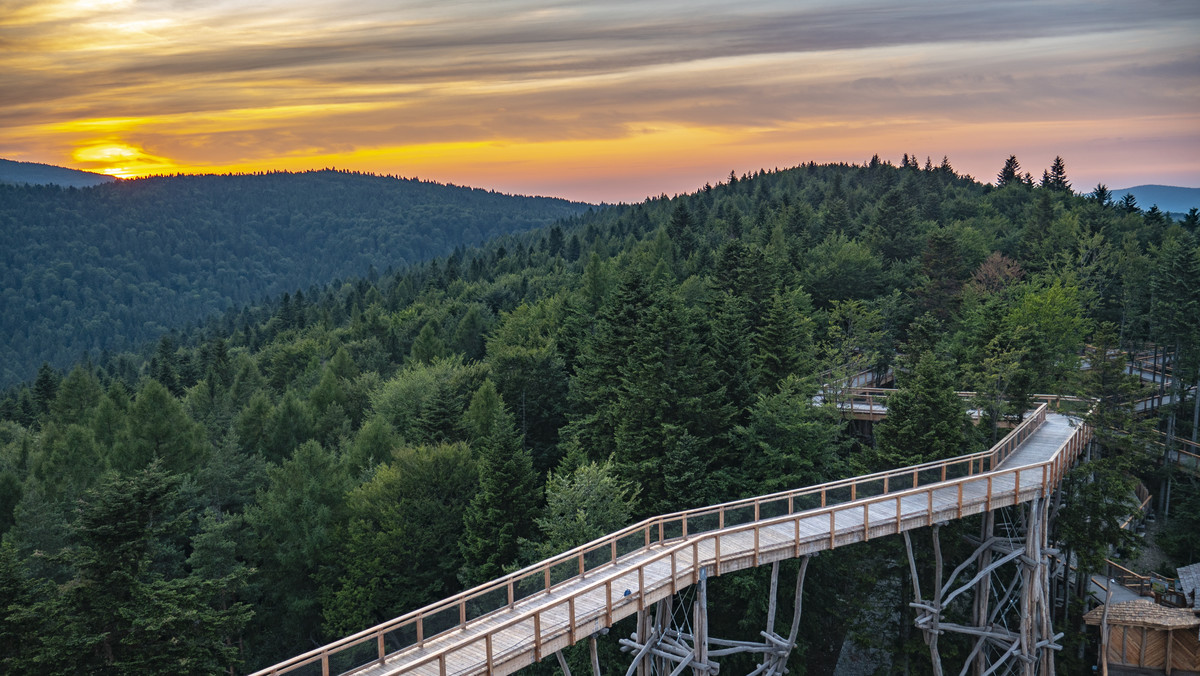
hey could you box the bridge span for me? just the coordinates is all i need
[256,401,1091,676]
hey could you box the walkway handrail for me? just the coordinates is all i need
[252,404,1072,676]
[359,437,1091,676]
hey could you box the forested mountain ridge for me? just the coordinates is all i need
[1,157,1198,674]
[0,169,588,386]
[1111,184,1200,216]
[0,158,117,188]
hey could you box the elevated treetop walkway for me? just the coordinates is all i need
[255,399,1092,676]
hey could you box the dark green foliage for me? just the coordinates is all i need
[244,440,350,662]
[874,352,971,468]
[0,158,1186,670]
[325,442,476,634]
[0,171,586,387]
[459,380,538,585]
[532,459,637,559]
[26,465,250,674]
[731,375,850,495]
[113,379,207,475]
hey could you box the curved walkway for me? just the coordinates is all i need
[254,404,1090,676]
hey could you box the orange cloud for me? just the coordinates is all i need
[1,0,1196,202]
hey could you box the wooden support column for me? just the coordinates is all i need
[973,510,994,676]
[929,524,944,676]
[635,609,651,676]
[590,636,602,676]
[693,569,708,676]
[653,597,673,676]
[765,561,780,636]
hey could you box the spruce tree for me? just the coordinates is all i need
[874,352,970,469]
[459,380,537,585]
[409,321,446,364]
[996,155,1021,188]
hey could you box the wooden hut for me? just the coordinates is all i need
[1084,599,1200,674]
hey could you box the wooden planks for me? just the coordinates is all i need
[260,408,1089,676]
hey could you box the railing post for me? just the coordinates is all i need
[637,566,644,610]
[569,597,577,643]
[534,613,542,660]
[671,551,677,593]
[605,580,612,625]
[754,525,760,565]
[863,503,870,541]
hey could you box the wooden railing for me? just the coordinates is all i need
[832,388,1092,420]
[1101,560,1187,608]
[253,403,1091,676]
[1149,432,1200,474]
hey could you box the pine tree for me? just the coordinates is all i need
[325,442,476,634]
[874,353,971,469]
[757,290,815,392]
[996,155,1022,188]
[32,362,58,420]
[114,379,207,475]
[245,440,350,659]
[409,321,446,364]
[562,266,655,462]
[452,305,488,361]
[49,364,102,427]
[1045,155,1071,192]
[612,290,731,513]
[265,391,313,463]
[46,465,251,673]
[459,381,537,585]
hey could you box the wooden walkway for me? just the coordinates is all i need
[254,403,1091,676]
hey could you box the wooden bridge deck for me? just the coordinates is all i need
[256,404,1091,676]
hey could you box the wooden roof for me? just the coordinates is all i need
[1176,562,1200,610]
[1084,599,1200,630]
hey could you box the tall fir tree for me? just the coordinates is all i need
[458,380,537,586]
[873,352,971,469]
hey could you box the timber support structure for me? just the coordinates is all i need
[619,558,810,676]
[905,498,1063,676]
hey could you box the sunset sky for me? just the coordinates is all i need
[2,0,1198,203]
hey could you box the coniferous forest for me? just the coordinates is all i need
[1,157,1199,674]
[0,170,588,387]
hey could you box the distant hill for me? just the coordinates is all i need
[0,158,118,188]
[1111,184,1200,215]
[0,170,588,386]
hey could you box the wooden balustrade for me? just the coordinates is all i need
[253,403,1093,676]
